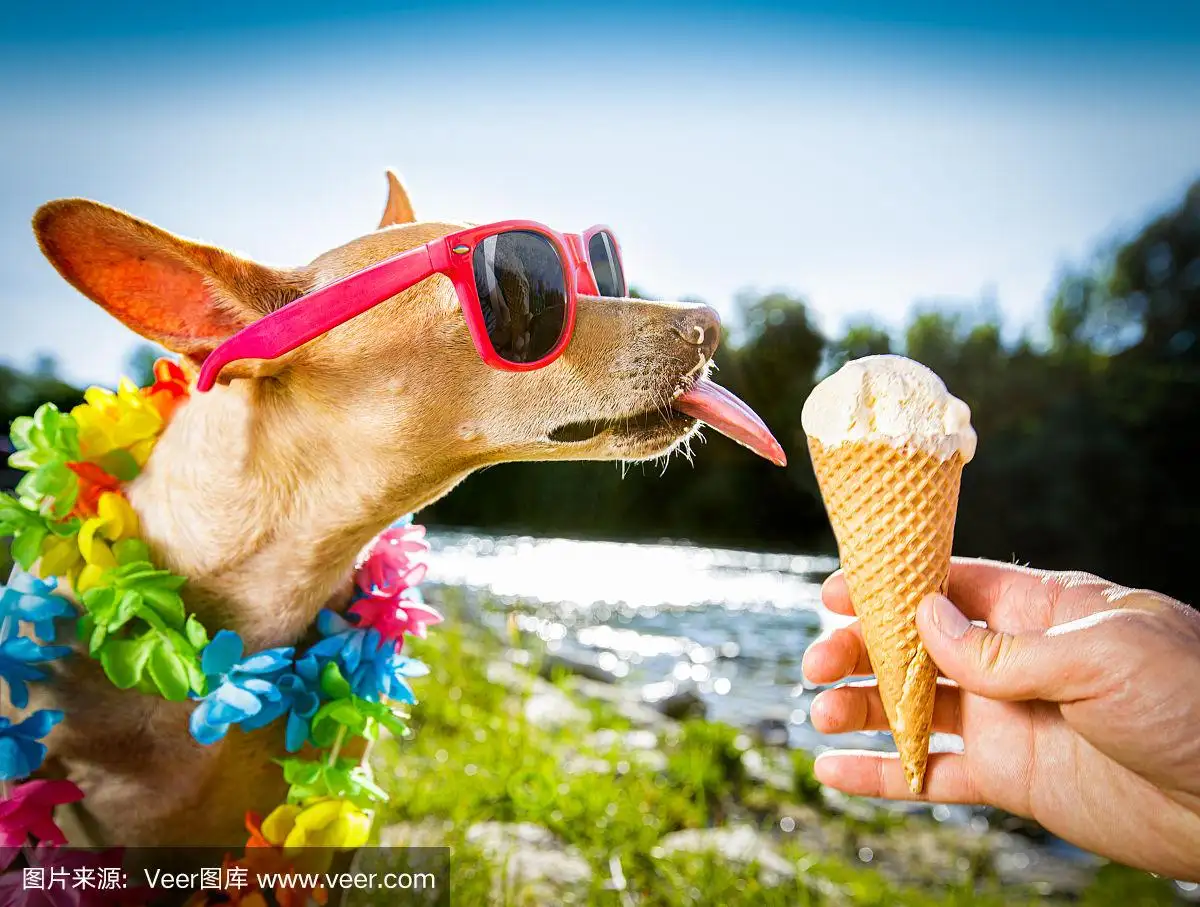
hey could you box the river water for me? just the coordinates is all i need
[422,528,961,759]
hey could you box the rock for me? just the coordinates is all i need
[752,717,790,748]
[655,825,796,887]
[644,679,706,720]
[538,652,616,684]
[465,822,593,904]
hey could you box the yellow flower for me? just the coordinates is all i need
[39,535,82,583]
[262,798,372,856]
[72,379,163,464]
[37,492,140,589]
[74,492,140,592]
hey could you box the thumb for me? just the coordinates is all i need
[916,594,1106,702]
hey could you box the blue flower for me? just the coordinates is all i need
[308,610,384,678]
[0,571,76,642]
[240,653,322,752]
[0,637,72,709]
[188,631,294,746]
[345,646,429,704]
[0,710,63,781]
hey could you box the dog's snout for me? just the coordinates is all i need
[675,305,721,360]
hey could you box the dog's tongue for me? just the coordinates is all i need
[673,379,787,466]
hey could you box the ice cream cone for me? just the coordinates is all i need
[807,436,964,794]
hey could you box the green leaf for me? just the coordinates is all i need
[48,517,81,538]
[112,538,151,565]
[77,614,94,645]
[11,526,48,570]
[279,758,324,787]
[184,614,209,650]
[7,406,81,519]
[8,416,34,452]
[0,494,58,569]
[185,658,207,697]
[115,589,142,628]
[80,585,116,614]
[275,758,389,809]
[88,622,108,655]
[111,562,162,584]
[376,710,408,739]
[99,636,154,689]
[139,586,186,628]
[93,450,140,482]
[155,628,205,696]
[319,662,353,700]
[147,644,191,701]
[310,703,353,748]
[326,700,362,725]
[309,695,407,749]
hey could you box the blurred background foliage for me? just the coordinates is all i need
[3,181,1198,605]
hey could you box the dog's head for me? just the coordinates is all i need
[32,173,782,486]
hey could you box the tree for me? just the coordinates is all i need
[827,321,891,371]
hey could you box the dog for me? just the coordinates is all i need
[16,171,780,849]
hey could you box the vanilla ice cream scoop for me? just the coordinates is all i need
[801,355,976,463]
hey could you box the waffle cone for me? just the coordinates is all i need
[807,437,964,794]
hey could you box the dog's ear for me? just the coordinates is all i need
[378,169,416,228]
[33,199,310,376]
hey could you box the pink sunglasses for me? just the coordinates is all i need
[197,220,626,392]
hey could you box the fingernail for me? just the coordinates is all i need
[929,594,970,639]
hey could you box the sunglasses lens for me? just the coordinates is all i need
[587,230,626,297]
[473,230,568,364]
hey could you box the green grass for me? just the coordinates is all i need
[367,604,1177,906]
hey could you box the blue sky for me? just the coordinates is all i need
[2,2,1199,385]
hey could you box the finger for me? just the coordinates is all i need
[814,751,981,804]
[810,681,961,736]
[826,559,1035,622]
[802,625,872,684]
[820,571,854,616]
[917,593,1113,702]
[947,558,1137,632]
[943,557,1057,623]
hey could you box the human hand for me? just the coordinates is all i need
[802,558,1200,881]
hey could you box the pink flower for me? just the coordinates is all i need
[350,519,441,645]
[0,780,84,867]
[348,595,443,644]
[355,524,429,598]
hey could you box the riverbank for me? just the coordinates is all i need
[363,586,1183,906]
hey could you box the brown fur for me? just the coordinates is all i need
[18,171,722,847]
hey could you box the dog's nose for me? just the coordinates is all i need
[675,305,721,360]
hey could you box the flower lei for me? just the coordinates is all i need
[0,360,442,897]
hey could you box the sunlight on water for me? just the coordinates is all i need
[425,531,839,614]
[422,530,879,747]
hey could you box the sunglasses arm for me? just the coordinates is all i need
[195,244,439,391]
